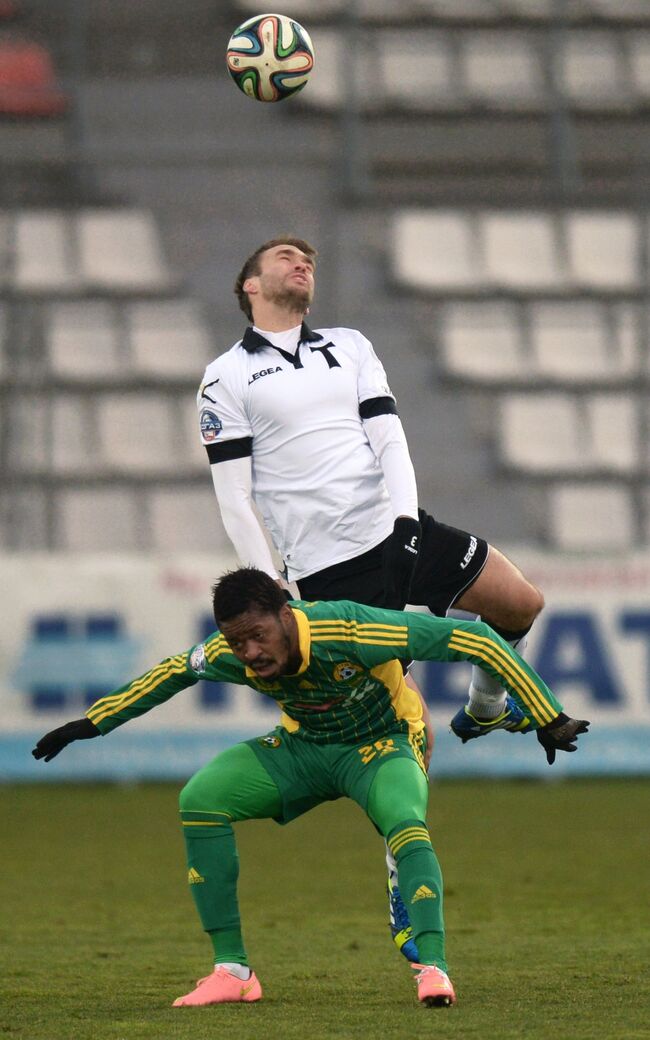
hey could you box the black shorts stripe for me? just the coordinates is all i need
[359,396,398,420]
[206,437,253,463]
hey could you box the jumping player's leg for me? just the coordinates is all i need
[175,741,281,1004]
[452,545,544,732]
[411,514,544,738]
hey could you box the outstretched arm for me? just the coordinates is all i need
[32,649,200,762]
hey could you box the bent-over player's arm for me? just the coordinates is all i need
[404,610,563,729]
[31,634,245,761]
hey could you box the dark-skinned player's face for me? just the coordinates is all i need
[219,606,300,680]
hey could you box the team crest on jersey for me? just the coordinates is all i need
[258,735,281,748]
[190,644,207,673]
[200,409,222,442]
[333,661,364,682]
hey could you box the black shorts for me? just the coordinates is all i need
[296,509,489,617]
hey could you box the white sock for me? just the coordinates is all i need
[467,634,529,719]
[216,962,251,980]
[385,843,398,882]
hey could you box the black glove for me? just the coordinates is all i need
[383,516,421,610]
[32,718,100,762]
[536,713,590,765]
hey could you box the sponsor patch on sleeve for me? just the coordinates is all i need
[190,644,207,673]
[199,409,223,442]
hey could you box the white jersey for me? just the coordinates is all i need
[198,323,396,581]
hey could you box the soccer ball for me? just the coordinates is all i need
[226,13,315,103]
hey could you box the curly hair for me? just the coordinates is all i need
[212,567,287,623]
[234,237,317,322]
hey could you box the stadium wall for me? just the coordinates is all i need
[1,551,648,781]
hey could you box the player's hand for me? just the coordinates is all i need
[383,516,421,610]
[536,713,590,765]
[32,718,100,762]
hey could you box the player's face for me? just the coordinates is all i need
[220,605,301,679]
[248,244,315,312]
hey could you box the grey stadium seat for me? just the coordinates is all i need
[549,484,635,552]
[529,301,639,383]
[481,212,564,291]
[392,210,480,291]
[566,212,639,291]
[13,211,79,293]
[47,301,123,381]
[440,302,526,382]
[77,210,171,293]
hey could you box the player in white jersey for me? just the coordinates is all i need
[197,237,546,959]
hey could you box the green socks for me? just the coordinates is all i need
[181,814,248,965]
[387,819,447,970]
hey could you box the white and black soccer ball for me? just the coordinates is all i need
[226,12,315,103]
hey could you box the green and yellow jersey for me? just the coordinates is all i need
[86,599,562,744]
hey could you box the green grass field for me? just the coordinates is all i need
[2,779,648,1040]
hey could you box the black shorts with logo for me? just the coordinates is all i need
[296,509,489,617]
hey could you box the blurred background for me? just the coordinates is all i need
[1,0,649,780]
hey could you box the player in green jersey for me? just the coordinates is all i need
[32,568,589,1009]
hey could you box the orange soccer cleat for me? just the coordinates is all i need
[411,963,456,1008]
[173,966,262,1007]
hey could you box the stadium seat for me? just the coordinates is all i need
[52,396,95,473]
[558,33,632,111]
[0,40,68,117]
[500,392,639,474]
[587,0,650,19]
[148,487,231,552]
[128,300,212,379]
[392,210,480,290]
[566,212,639,290]
[97,395,177,473]
[481,212,563,291]
[549,484,635,551]
[48,301,122,380]
[529,301,638,383]
[440,302,526,382]
[588,394,638,472]
[499,394,584,472]
[461,32,544,111]
[14,211,79,292]
[77,210,170,292]
[58,488,141,551]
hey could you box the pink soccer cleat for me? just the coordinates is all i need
[172,966,262,1007]
[411,963,456,1007]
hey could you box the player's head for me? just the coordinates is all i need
[212,567,300,679]
[234,237,317,322]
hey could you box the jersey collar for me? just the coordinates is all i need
[243,606,311,679]
[241,322,323,353]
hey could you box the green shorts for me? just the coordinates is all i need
[246,725,427,825]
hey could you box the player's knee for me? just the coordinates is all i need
[518,583,544,629]
[179,773,226,815]
[490,582,544,634]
